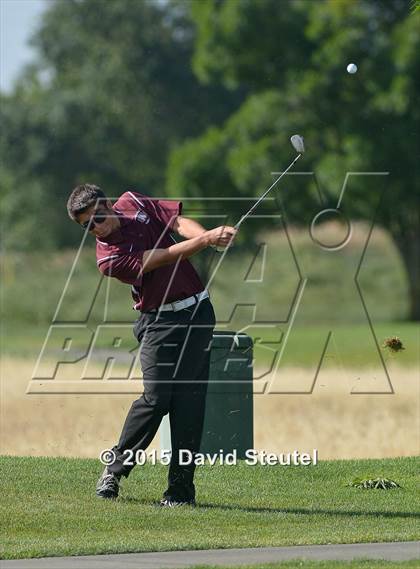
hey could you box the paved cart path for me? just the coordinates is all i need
[2,541,419,569]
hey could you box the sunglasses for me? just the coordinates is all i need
[80,209,109,231]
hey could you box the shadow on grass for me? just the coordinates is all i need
[198,504,419,519]
[119,496,418,519]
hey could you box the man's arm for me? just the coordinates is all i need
[142,225,236,273]
[98,224,237,280]
[172,215,206,239]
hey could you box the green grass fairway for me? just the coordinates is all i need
[188,562,419,569]
[0,456,419,560]
[188,563,419,569]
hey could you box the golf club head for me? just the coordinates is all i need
[290,134,305,154]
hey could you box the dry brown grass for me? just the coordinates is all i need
[1,356,419,460]
[254,363,420,459]
[0,357,159,458]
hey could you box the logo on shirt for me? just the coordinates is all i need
[135,209,150,224]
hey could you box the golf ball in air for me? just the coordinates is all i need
[347,63,357,74]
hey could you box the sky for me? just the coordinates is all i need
[0,0,48,92]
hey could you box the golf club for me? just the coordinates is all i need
[216,135,305,251]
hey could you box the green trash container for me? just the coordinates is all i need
[160,331,253,459]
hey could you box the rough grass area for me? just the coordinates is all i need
[1,455,418,560]
[2,321,418,369]
[0,221,411,330]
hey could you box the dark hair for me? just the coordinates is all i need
[67,183,107,221]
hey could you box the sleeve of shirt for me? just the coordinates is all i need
[129,191,182,231]
[151,198,182,231]
[97,254,143,285]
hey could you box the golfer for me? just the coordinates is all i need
[67,184,236,506]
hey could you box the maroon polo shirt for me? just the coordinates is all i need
[96,191,205,312]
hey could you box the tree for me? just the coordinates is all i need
[166,0,420,320]
[0,0,243,250]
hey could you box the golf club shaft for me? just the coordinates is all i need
[234,153,302,230]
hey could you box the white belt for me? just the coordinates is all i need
[151,290,209,312]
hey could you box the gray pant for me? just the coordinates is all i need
[108,298,215,502]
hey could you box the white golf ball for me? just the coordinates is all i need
[347,63,357,74]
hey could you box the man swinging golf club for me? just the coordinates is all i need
[66,136,303,506]
[66,185,237,507]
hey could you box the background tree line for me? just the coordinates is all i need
[1,0,418,319]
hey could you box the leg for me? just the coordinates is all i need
[108,315,186,478]
[164,300,215,502]
[164,349,211,501]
